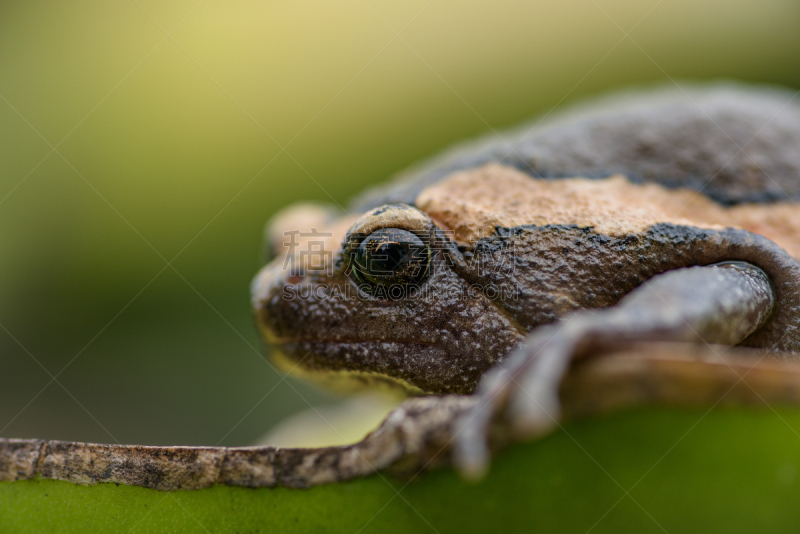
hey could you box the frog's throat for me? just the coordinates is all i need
[268,344,426,395]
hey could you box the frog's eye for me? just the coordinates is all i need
[350,228,431,297]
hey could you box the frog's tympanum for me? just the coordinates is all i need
[4,84,800,490]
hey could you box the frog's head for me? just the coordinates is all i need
[253,161,768,395]
[251,197,526,395]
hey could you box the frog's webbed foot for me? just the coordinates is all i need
[453,262,777,480]
[453,320,602,479]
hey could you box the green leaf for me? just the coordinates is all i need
[3,406,800,533]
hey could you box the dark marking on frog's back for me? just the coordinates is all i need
[459,222,800,353]
[351,84,800,211]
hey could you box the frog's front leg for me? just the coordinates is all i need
[454,262,776,479]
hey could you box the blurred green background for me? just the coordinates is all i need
[1,0,799,448]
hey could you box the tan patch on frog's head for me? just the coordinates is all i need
[343,204,434,240]
[414,164,800,257]
[414,164,709,244]
[262,203,359,276]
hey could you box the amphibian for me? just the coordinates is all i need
[5,84,800,491]
[252,83,800,477]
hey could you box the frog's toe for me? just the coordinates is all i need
[506,342,569,436]
[453,332,576,478]
[452,366,516,480]
[507,383,562,438]
[452,404,492,481]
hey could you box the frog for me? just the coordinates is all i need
[5,84,800,492]
[252,82,800,479]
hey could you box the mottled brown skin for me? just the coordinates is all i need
[5,84,800,491]
[257,205,525,394]
[450,220,800,353]
[352,84,800,210]
[257,209,800,393]
[254,85,800,395]
[252,83,800,476]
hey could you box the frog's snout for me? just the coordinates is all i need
[253,200,372,343]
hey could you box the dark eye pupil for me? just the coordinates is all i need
[383,243,405,268]
[351,228,431,296]
[373,242,413,272]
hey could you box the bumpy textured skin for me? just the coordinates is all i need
[258,219,800,394]
[259,237,526,394]
[256,84,800,395]
[459,224,800,355]
[0,396,477,490]
[352,84,800,210]
[6,84,800,491]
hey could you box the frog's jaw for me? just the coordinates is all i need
[252,199,528,395]
[252,249,525,395]
[266,343,425,395]
[268,337,467,394]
